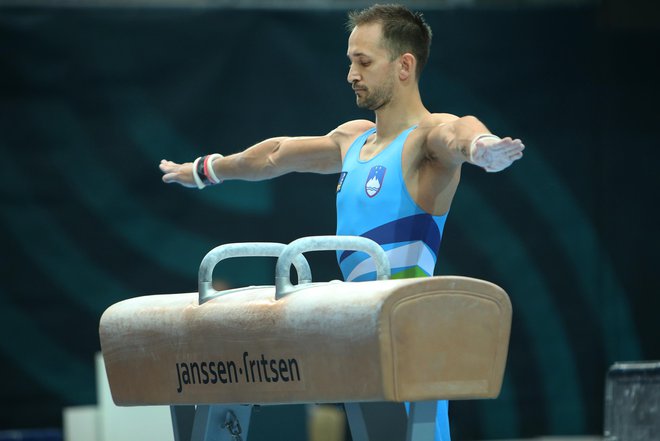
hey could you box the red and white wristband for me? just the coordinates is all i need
[192,154,223,189]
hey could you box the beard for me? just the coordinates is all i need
[355,76,395,111]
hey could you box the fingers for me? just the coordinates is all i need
[159,159,198,188]
[479,138,524,151]
[159,159,183,175]
[160,159,180,184]
[477,140,525,164]
[476,137,525,172]
[159,159,177,171]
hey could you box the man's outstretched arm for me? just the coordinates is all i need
[159,136,338,188]
[159,120,373,188]
[426,115,525,172]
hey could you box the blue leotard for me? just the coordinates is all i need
[336,125,451,441]
[336,125,448,281]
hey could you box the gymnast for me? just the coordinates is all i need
[159,4,524,440]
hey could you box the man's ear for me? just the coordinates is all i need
[399,53,416,81]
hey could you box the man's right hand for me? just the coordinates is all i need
[159,159,197,188]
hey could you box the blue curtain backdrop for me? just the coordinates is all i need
[0,5,658,440]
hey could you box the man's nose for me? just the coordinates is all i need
[347,66,360,84]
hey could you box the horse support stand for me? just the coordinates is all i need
[170,400,436,441]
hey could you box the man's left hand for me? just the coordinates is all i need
[471,136,525,172]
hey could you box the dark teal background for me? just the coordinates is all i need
[1,5,658,440]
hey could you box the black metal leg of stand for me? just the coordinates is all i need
[344,403,368,441]
[171,404,252,441]
[191,405,253,441]
[171,405,196,441]
[406,401,437,441]
[344,402,408,441]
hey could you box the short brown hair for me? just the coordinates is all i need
[347,4,432,80]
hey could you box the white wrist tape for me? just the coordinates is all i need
[206,154,223,184]
[469,134,501,163]
[192,157,205,189]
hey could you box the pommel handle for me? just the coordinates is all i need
[275,235,390,299]
[198,242,312,304]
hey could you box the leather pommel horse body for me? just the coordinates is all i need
[99,236,512,441]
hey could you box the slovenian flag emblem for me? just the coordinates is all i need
[365,165,386,198]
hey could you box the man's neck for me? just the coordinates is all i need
[372,87,430,141]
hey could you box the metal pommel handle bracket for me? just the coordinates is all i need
[275,235,391,299]
[198,242,312,304]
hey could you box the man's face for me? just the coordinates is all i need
[346,23,397,111]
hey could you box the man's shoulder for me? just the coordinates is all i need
[329,119,375,142]
[328,120,374,155]
[417,113,460,128]
[337,119,375,134]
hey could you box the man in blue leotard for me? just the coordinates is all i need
[160,5,524,440]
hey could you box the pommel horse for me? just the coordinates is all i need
[99,236,512,441]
